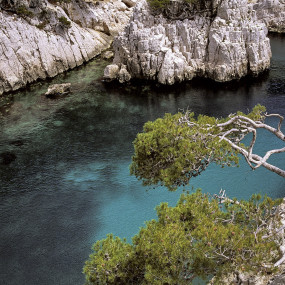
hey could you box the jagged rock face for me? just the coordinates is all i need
[62,0,134,36]
[255,0,285,33]
[0,0,135,95]
[104,0,272,84]
[0,0,43,10]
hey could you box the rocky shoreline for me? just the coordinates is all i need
[0,0,284,93]
[0,0,135,95]
[104,0,273,84]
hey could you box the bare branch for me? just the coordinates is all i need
[265,113,284,132]
[253,147,285,170]
[217,115,285,141]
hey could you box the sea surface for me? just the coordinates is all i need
[0,34,284,285]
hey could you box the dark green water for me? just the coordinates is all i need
[0,35,284,285]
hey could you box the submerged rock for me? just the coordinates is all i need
[0,0,136,95]
[0,152,17,165]
[45,83,71,98]
[104,0,272,84]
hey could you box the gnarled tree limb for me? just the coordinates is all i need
[181,112,285,177]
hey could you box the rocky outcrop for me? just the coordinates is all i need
[45,83,71,98]
[0,0,136,95]
[104,0,272,85]
[255,0,285,33]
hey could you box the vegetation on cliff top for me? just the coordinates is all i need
[147,0,206,12]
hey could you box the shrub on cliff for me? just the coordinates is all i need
[147,0,205,12]
[58,16,71,28]
[16,5,34,18]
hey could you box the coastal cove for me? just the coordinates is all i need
[0,34,285,285]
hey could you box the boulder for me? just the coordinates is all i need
[103,64,120,81]
[45,83,71,98]
[118,65,131,83]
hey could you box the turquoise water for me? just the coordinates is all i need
[0,34,284,285]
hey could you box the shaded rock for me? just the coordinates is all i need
[118,65,131,83]
[103,64,120,81]
[268,273,285,285]
[122,0,137,7]
[105,0,272,85]
[0,151,16,165]
[102,50,114,60]
[45,83,71,98]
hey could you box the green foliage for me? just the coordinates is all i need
[130,105,266,191]
[58,16,71,28]
[16,5,34,18]
[48,0,71,4]
[83,235,144,284]
[147,0,197,11]
[84,191,282,284]
[147,0,170,10]
[36,22,47,30]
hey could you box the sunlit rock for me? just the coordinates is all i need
[45,83,71,98]
[255,0,285,33]
[104,0,272,84]
[0,0,136,95]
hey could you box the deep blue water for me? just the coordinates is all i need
[0,34,284,285]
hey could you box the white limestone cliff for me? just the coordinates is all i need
[255,0,285,33]
[104,0,272,84]
[0,0,135,95]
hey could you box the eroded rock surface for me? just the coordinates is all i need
[0,0,136,95]
[104,0,272,84]
[255,0,285,33]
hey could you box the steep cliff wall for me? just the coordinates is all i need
[104,0,272,85]
[255,0,285,33]
[0,0,135,95]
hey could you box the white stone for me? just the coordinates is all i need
[105,0,272,84]
[104,64,120,80]
[255,0,285,33]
